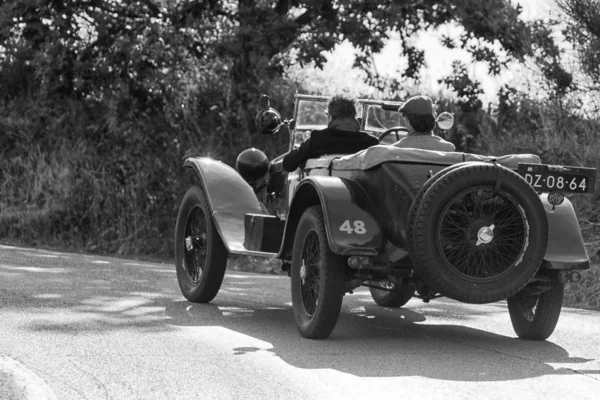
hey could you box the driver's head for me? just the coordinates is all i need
[398,95,436,133]
[326,94,357,120]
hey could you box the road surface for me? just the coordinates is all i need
[0,244,599,399]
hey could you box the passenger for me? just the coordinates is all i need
[393,95,455,152]
[282,94,379,172]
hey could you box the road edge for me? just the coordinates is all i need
[0,355,57,400]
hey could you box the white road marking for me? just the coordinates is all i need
[122,262,158,267]
[31,294,63,299]
[18,253,61,259]
[218,306,255,317]
[0,264,66,273]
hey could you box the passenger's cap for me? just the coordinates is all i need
[398,95,434,115]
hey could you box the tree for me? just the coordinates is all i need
[1,1,569,127]
[211,0,568,129]
[557,0,600,113]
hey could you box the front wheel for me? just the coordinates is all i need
[369,281,415,308]
[174,185,228,303]
[507,270,564,340]
[291,206,345,339]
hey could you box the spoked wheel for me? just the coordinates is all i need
[175,185,228,303]
[369,280,415,308]
[412,164,547,303]
[291,206,345,339]
[438,188,527,281]
[508,270,564,340]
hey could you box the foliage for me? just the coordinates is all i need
[557,0,600,113]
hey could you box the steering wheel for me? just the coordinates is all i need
[379,127,409,143]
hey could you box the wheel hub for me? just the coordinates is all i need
[185,236,194,251]
[184,234,207,252]
[476,224,495,246]
[300,260,307,284]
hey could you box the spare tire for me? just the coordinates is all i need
[411,163,548,304]
[406,162,487,260]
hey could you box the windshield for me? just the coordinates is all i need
[291,96,408,148]
[295,99,329,130]
[363,104,406,133]
[295,98,406,132]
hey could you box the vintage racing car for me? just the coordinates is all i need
[174,93,596,340]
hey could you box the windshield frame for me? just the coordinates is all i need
[290,94,405,149]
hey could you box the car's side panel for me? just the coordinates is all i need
[542,194,590,269]
[184,157,277,257]
[278,176,384,258]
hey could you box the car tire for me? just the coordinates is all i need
[369,281,415,308]
[412,163,548,303]
[507,270,564,340]
[174,185,228,303]
[291,206,345,339]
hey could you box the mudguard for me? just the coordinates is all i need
[279,176,384,258]
[541,193,590,269]
[184,157,271,256]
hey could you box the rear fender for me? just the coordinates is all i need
[278,176,384,259]
[541,194,589,269]
[184,157,270,255]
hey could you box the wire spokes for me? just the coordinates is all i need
[300,231,321,316]
[183,206,207,283]
[438,188,527,281]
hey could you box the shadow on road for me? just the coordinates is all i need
[1,245,597,382]
[163,281,596,382]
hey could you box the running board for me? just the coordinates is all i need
[243,213,285,254]
[228,249,278,258]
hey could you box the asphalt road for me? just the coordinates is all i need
[1,244,599,400]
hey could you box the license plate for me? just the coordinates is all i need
[518,163,596,194]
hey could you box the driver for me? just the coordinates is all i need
[393,95,455,152]
[282,94,378,172]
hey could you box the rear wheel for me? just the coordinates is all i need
[369,280,415,308]
[291,206,345,339]
[508,270,564,340]
[174,185,228,303]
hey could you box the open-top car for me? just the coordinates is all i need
[174,93,596,340]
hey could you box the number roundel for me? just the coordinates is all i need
[339,220,367,234]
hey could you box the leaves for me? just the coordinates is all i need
[557,0,600,101]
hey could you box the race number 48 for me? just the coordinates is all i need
[339,220,366,234]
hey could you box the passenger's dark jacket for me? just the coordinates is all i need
[282,118,378,172]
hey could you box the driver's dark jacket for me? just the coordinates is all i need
[282,127,378,172]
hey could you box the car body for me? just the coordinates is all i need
[175,93,597,340]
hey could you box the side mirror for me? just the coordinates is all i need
[436,112,454,130]
[255,94,283,135]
